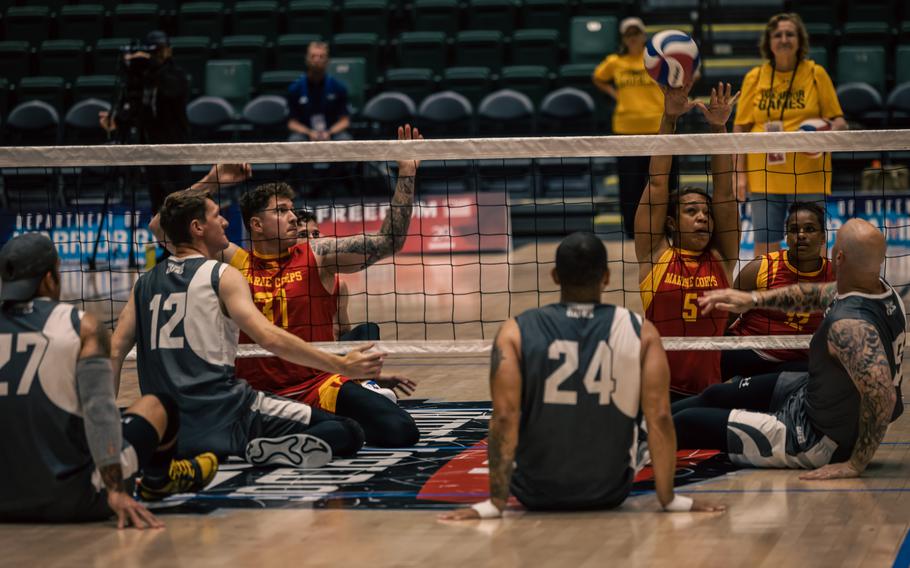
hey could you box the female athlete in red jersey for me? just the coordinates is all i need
[635,81,740,400]
[725,201,834,378]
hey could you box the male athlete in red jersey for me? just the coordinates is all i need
[725,201,834,378]
[221,125,422,447]
[635,81,740,400]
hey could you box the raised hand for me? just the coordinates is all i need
[662,78,697,119]
[397,124,423,177]
[695,82,740,127]
[207,163,252,186]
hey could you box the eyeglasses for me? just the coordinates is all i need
[258,204,295,216]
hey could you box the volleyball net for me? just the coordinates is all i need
[1,128,908,356]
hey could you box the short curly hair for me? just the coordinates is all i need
[238,182,296,232]
[759,13,810,63]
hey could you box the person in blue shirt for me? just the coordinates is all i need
[287,42,351,141]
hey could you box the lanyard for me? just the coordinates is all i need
[766,59,800,122]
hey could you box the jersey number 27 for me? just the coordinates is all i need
[0,332,49,397]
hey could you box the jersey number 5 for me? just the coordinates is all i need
[543,340,615,406]
[0,332,49,397]
[149,293,186,350]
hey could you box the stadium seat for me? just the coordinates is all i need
[4,100,60,146]
[417,90,473,137]
[808,46,828,69]
[570,16,617,64]
[836,46,887,94]
[275,34,323,71]
[700,58,759,93]
[328,57,367,111]
[539,86,595,135]
[0,41,32,85]
[383,68,436,105]
[341,0,391,38]
[241,95,289,141]
[640,0,698,25]
[511,29,560,70]
[205,60,253,109]
[72,75,117,103]
[520,0,570,39]
[441,66,492,107]
[219,35,267,79]
[703,23,766,57]
[24,0,67,15]
[837,82,885,128]
[286,0,334,36]
[886,82,910,128]
[112,4,160,42]
[187,95,238,141]
[92,38,130,75]
[360,92,416,139]
[901,21,910,42]
[57,5,105,44]
[476,158,535,197]
[797,1,838,26]
[477,88,534,136]
[499,65,550,107]
[63,98,110,145]
[841,21,892,46]
[576,0,629,17]
[896,44,910,86]
[37,40,86,84]
[332,33,380,85]
[466,0,519,35]
[177,2,225,41]
[17,76,66,111]
[804,22,835,49]
[169,36,212,96]
[0,78,8,119]
[232,1,279,36]
[397,31,448,75]
[412,0,460,37]
[4,6,51,43]
[454,31,504,72]
[260,70,302,96]
[846,0,895,22]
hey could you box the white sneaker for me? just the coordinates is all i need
[361,380,398,404]
[245,433,332,468]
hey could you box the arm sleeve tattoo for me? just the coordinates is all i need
[827,319,896,472]
[487,329,517,504]
[757,282,837,312]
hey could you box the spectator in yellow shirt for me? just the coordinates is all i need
[733,13,847,257]
[593,17,678,239]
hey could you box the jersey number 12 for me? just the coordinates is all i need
[149,293,186,350]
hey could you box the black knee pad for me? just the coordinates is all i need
[121,413,160,466]
[148,392,180,445]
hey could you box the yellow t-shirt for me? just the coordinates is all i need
[734,60,844,195]
[593,52,665,135]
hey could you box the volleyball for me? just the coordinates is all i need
[644,30,701,88]
[798,118,832,158]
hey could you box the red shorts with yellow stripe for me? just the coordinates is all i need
[275,372,351,413]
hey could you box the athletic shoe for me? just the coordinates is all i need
[137,452,219,501]
[245,433,332,468]
[360,379,398,404]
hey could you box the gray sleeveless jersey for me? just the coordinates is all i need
[134,255,252,442]
[0,298,90,511]
[512,303,644,510]
[807,279,907,462]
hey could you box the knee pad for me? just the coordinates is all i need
[149,392,180,445]
[339,417,365,457]
[121,413,160,466]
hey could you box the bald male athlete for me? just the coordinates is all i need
[674,219,906,479]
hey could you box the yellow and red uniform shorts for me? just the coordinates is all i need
[275,372,351,413]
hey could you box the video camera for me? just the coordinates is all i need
[111,33,168,139]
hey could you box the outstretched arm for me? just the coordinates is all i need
[801,319,896,480]
[110,286,138,395]
[314,125,422,275]
[699,282,837,315]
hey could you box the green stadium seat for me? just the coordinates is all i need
[170,36,212,96]
[441,66,491,107]
[521,0,569,39]
[177,2,225,41]
[232,0,279,37]
[576,0,629,17]
[205,59,253,108]
[112,4,160,42]
[58,5,105,44]
[413,0,459,37]
[0,78,8,118]
[499,65,550,106]
[260,70,302,96]
[340,0,390,38]
[37,40,86,84]
[275,34,323,71]
[92,38,130,75]
[18,76,66,111]
[219,36,267,80]
[570,16,617,64]
[846,0,895,22]
[466,0,518,35]
[23,0,67,15]
[836,46,887,94]
[0,41,32,85]
[454,30,504,72]
[901,21,910,42]
[383,68,436,104]
[841,21,892,46]
[328,57,367,111]
[4,6,51,43]
[896,45,910,86]
[805,22,834,49]
[511,29,560,70]
[332,33,380,85]
[557,62,611,129]
[808,46,828,68]
[73,75,117,103]
[287,0,333,36]
[397,31,448,75]
[798,1,838,25]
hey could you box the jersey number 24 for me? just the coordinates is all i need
[543,340,616,406]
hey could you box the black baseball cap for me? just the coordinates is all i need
[0,233,58,301]
[145,30,170,48]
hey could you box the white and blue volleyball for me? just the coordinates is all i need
[644,30,701,88]
[798,118,832,158]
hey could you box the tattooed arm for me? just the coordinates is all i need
[313,125,421,275]
[801,319,896,480]
[699,282,837,316]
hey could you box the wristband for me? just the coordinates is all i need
[751,291,760,308]
[663,494,694,512]
[471,499,502,519]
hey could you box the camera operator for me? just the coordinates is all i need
[99,31,191,213]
